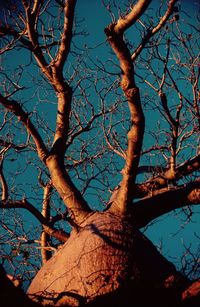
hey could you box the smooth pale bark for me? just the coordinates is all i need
[27,212,179,307]
[41,184,52,264]
[46,154,92,225]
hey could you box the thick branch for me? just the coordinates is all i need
[46,155,92,225]
[0,157,8,201]
[1,6,90,226]
[115,0,152,34]
[54,0,76,72]
[182,279,200,306]
[105,2,146,214]
[133,180,200,228]
[0,200,69,242]
[51,87,72,155]
[50,1,77,153]
[41,183,52,263]
[177,155,200,178]
[133,153,200,199]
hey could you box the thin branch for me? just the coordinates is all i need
[22,1,53,82]
[0,26,32,50]
[0,94,48,162]
[0,199,69,242]
[136,153,200,198]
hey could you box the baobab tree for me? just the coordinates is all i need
[0,0,199,306]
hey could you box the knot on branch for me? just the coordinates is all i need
[124,86,139,99]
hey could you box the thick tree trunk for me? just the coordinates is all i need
[27,211,190,307]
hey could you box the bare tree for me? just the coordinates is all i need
[0,0,199,306]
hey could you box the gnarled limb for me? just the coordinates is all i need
[105,0,178,215]
[105,1,147,214]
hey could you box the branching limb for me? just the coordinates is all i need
[131,0,177,61]
[45,155,92,225]
[114,0,152,34]
[53,0,77,73]
[135,153,200,198]
[105,0,148,214]
[133,180,200,228]
[0,1,92,226]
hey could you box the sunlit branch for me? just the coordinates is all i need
[114,0,152,34]
[159,91,182,177]
[22,0,53,82]
[0,157,8,201]
[105,1,147,214]
[49,2,77,154]
[130,154,200,199]
[131,0,177,61]
[54,0,77,72]
[40,182,53,263]
[31,0,43,15]
[45,155,93,225]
